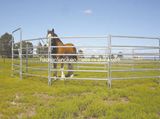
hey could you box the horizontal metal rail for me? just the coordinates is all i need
[13,64,20,67]
[113,53,160,56]
[22,73,108,80]
[17,65,160,72]
[21,61,48,64]
[51,53,159,56]
[25,45,108,49]
[51,77,108,80]
[12,69,20,72]
[112,76,160,80]
[111,35,160,40]
[45,61,107,64]
[25,66,108,73]
[112,45,160,49]
[77,66,106,69]
[20,53,109,56]
[21,73,160,80]
[17,53,160,57]
[112,63,158,66]
[26,66,48,71]
[20,37,47,42]
[16,60,159,64]
[114,61,160,64]
[111,68,160,72]
[22,73,48,78]
[50,46,107,48]
[22,36,108,42]
[50,69,108,73]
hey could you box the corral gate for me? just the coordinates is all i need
[11,31,160,88]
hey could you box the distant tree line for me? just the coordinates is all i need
[0,32,33,58]
[13,41,33,58]
[0,33,12,58]
[36,42,48,57]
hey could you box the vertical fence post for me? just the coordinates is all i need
[48,38,52,85]
[132,49,135,69]
[158,38,160,80]
[26,43,28,73]
[107,35,112,88]
[159,39,160,61]
[11,28,22,77]
[20,29,22,80]
[11,36,14,77]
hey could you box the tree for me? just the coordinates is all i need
[78,49,84,58]
[99,55,103,59]
[0,33,12,58]
[91,55,96,59]
[36,42,42,55]
[36,42,48,58]
[14,41,33,58]
[117,51,123,59]
[111,54,115,59]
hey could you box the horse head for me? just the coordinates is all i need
[46,28,58,45]
[47,28,55,38]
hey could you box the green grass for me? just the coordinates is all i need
[0,58,160,119]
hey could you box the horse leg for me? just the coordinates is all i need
[67,63,74,78]
[61,63,65,79]
[53,63,58,79]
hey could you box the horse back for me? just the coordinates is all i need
[64,43,76,54]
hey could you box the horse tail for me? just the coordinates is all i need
[64,43,78,61]
[69,47,78,61]
[73,47,78,61]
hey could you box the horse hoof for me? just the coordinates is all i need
[53,76,58,80]
[70,74,74,78]
[61,75,65,80]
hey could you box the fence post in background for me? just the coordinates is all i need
[26,43,28,73]
[48,38,52,85]
[107,35,112,88]
[12,28,23,80]
[159,39,160,61]
[20,28,22,80]
[11,28,21,77]
[132,49,135,69]
[11,35,14,77]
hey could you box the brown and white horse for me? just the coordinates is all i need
[47,29,77,79]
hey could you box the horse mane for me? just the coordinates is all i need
[51,31,63,46]
[50,32,64,55]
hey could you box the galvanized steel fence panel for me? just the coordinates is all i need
[12,35,160,88]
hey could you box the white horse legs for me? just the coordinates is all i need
[53,63,74,80]
[61,63,65,79]
[67,63,74,78]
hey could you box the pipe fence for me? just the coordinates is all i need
[12,35,160,87]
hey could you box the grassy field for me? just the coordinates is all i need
[0,58,160,119]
